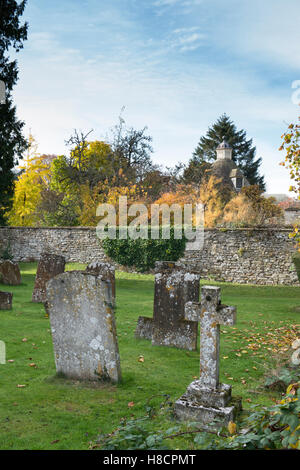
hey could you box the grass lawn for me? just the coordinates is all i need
[0,262,299,450]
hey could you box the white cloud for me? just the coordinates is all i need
[212,0,300,70]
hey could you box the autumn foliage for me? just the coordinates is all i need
[5,130,284,229]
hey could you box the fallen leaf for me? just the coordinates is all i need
[50,440,60,445]
[228,421,237,435]
[127,401,134,408]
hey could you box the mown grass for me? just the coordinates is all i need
[0,262,299,450]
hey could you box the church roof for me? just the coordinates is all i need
[211,158,248,190]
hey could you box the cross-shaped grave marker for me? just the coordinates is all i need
[175,285,241,428]
[185,285,236,389]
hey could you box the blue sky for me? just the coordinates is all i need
[12,0,300,194]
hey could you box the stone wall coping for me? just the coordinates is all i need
[0,226,97,231]
[0,226,294,232]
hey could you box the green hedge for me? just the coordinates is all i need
[101,226,186,272]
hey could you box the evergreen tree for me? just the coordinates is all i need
[0,0,28,225]
[183,114,265,190]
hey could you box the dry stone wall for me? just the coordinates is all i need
[183,228,298,285]
[0,226,298,285]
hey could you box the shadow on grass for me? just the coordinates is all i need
[44,373,118,391]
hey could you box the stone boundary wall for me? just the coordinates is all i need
[0,226,298,285]
[183,228,299,286]
[0,227,106,264]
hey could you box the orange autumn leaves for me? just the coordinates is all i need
[223,322,299,359]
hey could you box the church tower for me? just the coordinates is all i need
[211,139,249,192]
[216,139,233,161]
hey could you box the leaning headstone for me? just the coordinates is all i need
[32,253,65,303]
[135,261,200,350]
[86,262,116,307]
[46,270,121,383]
[0,291,13,310]
[174,286,241,429]
[0,260,21,285]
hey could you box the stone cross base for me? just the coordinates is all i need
[174,381,242,429]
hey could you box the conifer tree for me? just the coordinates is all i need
[183,114,265,190]
[0,0,28,224]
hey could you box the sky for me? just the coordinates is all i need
[11,0,300,194]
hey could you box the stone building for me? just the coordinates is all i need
[211,140,249,192]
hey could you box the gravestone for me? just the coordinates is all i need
[175,285,241,428]
[46,270,121,383]
[0,291,13,310]
[32,252,65,303]
[291,338,300,366]
[0,260,21,285]
[0,340,5,364]
[135,261,200,350]
[86,262,116,307]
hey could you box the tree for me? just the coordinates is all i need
[5,136,52,226]
[223,185,283,227]
[183,114,265,189]
[280,113,300,247]
[280,114,300,197]
[0,0,28,224]
[108,111,155,185]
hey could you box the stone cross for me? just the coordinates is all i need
[175,285,240,428]
[185,285,236,389]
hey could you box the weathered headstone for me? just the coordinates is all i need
[86,262,116,307]
[135,261,200,350]
[46,270,121,383]
[0,291,13,310]
[175,285,241,428]
[291,338,300,366]
[0,260,21,285]
[32,252,65,303]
